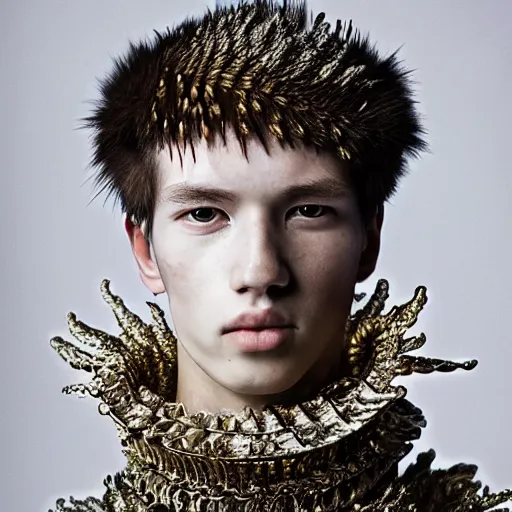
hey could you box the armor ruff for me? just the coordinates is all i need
[50,279,511,511]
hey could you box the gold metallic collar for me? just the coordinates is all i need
[51,280,511,511]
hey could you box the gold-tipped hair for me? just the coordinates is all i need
[84,0,426,239]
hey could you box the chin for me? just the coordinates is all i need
[220,365,306,398]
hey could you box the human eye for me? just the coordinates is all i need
[289,205,332,219]
[184,207,221,223]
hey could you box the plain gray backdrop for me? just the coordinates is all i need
[1,1,511,511]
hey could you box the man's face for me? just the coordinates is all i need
[132,131,380,404]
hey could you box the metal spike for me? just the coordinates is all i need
[50,336,96,372]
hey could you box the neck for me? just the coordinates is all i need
[175,339,347,414]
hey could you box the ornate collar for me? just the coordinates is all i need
[51,280,511,511]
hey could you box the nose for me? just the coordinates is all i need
[229,214,290,298]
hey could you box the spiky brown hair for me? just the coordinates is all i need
[85,0,426,241]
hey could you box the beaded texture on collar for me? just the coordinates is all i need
[50,280,511,511]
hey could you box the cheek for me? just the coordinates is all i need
[153,233,193,293]
[159,257,200,299]
[157,255,208,337]
[293,229,363,288]
[156,241,220,304]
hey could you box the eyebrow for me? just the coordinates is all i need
[157,177,350,206]
[281,178,350,202]
[157,185,237,206]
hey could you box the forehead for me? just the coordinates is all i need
[155,130,350,196]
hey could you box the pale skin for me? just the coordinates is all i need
[126,130,383,414]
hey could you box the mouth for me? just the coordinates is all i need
[222,327,295,352]
[221,310,295,352]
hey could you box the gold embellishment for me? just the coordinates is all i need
[50,279,510,511]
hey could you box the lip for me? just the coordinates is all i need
[221,310,295,352]
[221,309,293,334]
[223,327,294,352]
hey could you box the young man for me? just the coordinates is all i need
[50,1,511,511]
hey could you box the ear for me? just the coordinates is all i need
[356,204,384,283]
[124,215,166,294]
